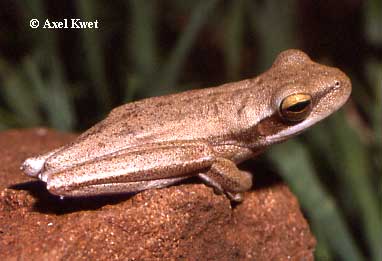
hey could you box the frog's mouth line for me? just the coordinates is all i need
[264,118,314,144]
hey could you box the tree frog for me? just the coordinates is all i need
[20,50,351,201]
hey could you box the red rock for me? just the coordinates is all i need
[0,129,315,260]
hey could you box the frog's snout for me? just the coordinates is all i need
[20,157,45,177]
[333,68,352,107]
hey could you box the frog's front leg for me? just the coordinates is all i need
[198,158,252,202]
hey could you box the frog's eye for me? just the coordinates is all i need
[279,93,312,122]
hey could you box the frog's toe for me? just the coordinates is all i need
[226,192,244,202]
[20,157,45,177]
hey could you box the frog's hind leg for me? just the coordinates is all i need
[198,158,253,202]
[45,140,216,197]
[21,148,62,178]
[60,176,190,197]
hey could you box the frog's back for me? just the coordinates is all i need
[47,79,255,170]
[88,79,252,144]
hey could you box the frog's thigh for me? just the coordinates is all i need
[46,141,216,196]
[198,158,252,202]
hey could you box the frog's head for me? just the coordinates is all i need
[255,49,352,145]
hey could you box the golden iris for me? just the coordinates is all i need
[279,93,312,122]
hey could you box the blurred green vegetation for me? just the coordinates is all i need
[0,1,380,260]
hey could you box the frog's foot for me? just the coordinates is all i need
[226,192,244,202]
[198,158,252,202]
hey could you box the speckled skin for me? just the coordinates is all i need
[21,49,351,201]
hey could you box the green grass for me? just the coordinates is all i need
[0,1,380,260]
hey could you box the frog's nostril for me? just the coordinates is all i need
[334,80,340,88]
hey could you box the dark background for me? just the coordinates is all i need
[0,1,381,260]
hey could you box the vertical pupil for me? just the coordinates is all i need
[286,100,311,112]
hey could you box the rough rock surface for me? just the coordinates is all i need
[0,129,316,260]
